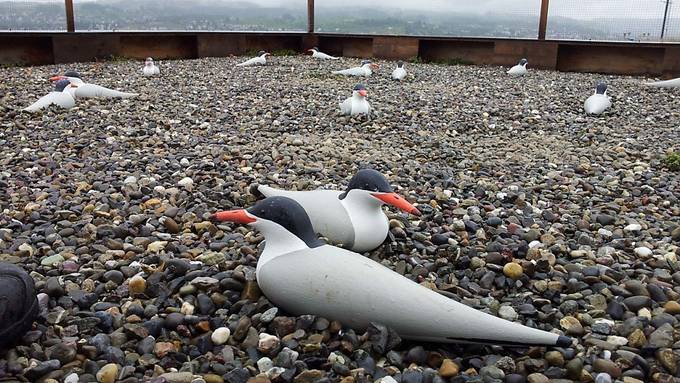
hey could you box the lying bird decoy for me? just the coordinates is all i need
[23,79,75,113]
[50,71,138,99]
[645,77,680,88]
[332,60,379,77]
[254,169,419,252]
[308,47,339,60]
[507,58,528,77]
[391,61,407,81]
[584,82,612,115]
[142,57,160,76]
[212,196,572,347]
[236,51,270,67]
[339,84,372,118]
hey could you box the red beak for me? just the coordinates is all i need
[49,75,65,82]
[211,210,256,224]
[358,89,368,97]
[371,193,421,216]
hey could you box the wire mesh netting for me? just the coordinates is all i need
[315,0,541,38]
[546,0,677,41]
[0,0,66,31]
[665,0,680,41]
[73,0,306,31]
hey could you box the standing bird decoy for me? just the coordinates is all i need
[392,61,407,81]
[339,84,371,117]
[584,82,612,115]
[507,58,528,77]
[142,57,160,76]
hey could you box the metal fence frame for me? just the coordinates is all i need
[52,0,674,41]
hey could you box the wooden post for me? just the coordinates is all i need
[661,0,670,40]
[538,0,549,40]
[65,0,75,32]
[307,0,314,33]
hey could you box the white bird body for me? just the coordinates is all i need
[213,196,572,347]
[236,52,269,67]
[23,90,75,112]
[340,94,371,116]
[257,186,386,252]
[645,77,680,88]
[507,59,528,77]
[392,66,407,81]
[142,58,160,76]
[333,63,375,77]
[584,94,611,115]
[64,77,138,99]
[310,49,339,60]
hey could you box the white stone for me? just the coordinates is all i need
[123,176,137,185]
[177,177,193,188]
[498,306,518,321]
[180,301,194,315]
[378,377,398,383]
[180,158,190,166]
[606,335,628,346]
[211,327,231,345]
[257,357,274,373]
[154,186,166,195]
[634,247,653,258]
[595,372,612,383]
[64,373,79,383]
[624,224,642,232]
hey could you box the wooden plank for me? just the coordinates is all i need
[65,0,75,32]
[538,0,549,40]
[373,37,419,59]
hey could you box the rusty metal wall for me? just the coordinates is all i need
[0,31,678,78]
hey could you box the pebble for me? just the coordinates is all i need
[2,56,678,383]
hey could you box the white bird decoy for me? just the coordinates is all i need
[254,169,420,252]
[339,84,371,117]
[584,82,612,115]
[308,47,339,60]
[211,196,573,347]
[236,51,270,67]
[50,71,138,99]
[645,77,680,88]
[507,58,528,77]
[142,57,160,76]
[332,60,379,77]
[23,79,75,112]
[392,61,407,81]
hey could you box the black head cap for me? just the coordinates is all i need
[361,59,372,65]
[54,79,70,92]
[519,58,528,65]
[247,197,324,248]
[596,82,607,94]
[64,70,81,79]
[339,169,393,200]
[353,84,366,91]
[313,46,319,51]
[397,61,404,68]
[258,50,267,56]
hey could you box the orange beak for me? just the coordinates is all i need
[372,193,421,216]
[49,75,65,82]
[211,210,256,224]
[370,64,380,70]
[358,89,368,97]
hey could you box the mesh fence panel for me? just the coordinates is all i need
[0,0,66,31]
[315,0,541,37]
[73,0,306,31]
[664,0,680,41]
[546,0,671,41]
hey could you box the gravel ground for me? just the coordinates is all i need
[0,55,679,383]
